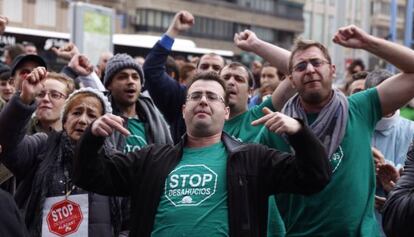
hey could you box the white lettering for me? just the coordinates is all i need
[55,208,63,220]
[67,204,73,216]
[61,206,69,217]
[52,211,58,222]
[181,174,190,187]
[189,174,201,187]
[202,174,213,186]
[170,174,179,188]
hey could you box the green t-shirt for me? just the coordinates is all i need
[152,142,229,236]
[124,118,148,153]
[225,99,290,237]
[277,88,382,237]
[224,98,274,142]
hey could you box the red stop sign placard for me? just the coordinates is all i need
[46,199,83,236]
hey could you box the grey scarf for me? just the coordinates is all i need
[282,89,348,158]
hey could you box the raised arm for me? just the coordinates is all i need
[234,30,295,110]
[143,10,193,114]
[333,25,414,115]
[0,67,48,178]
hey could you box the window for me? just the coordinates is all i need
[133,9,292,43]
[303,12,311,39]
[3,0,22,22]
[35,0,56,27]
[313,13,324,42]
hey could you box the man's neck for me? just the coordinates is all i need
[229,106,247,120]
[118,103,137,118]
[186,132,222,148]
[300,92,333,114]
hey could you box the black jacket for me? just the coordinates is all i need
[0,95,124,237]
[74,126,331,237]
[383,143,414,237]
[0,189,28,237]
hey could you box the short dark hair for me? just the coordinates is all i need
[221,62,255,88]
[348,59,365,74]
[196,53,226,69]
[4,44,25,62]
[364,69,393,89]
[352,71,368,81]
[186,71,229,105]
[289,38,331,74]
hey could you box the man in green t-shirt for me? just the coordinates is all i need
[235,25,414,236]
[73,71,331,237]
[103,53,173,151]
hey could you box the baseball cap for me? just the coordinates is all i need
[11,54,47,76]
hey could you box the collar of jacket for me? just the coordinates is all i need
[175,131,244,154]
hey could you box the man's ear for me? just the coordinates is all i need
[287,75,296,89]
[224,106,230,120]
[331,64,336,75]
[182,104,186,119]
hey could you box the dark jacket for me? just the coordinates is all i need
[0,189,28,237]
[382,143,414,237]
[73,124,331,237]
[143,41,187,143]
[0,95,124,237]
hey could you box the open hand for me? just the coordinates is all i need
[377,163,399,193]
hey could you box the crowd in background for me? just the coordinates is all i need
[0,9,414,237]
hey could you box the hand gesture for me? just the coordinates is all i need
[20,67,48,104]
[332,25,372,49]
[92,114,130,137]
[0,16,8,35]
[51,43,80,61]
[68,54,94,76]
[251,107,302,135]
[377,163,399,193]
[166,11,194,38]
[372,147,386,169]
[234,29,260,52]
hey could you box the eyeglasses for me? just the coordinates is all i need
[187,91,225,103]
[36,90,67,100]
[292,58,330,72]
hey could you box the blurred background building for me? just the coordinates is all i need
[0,0,413,79]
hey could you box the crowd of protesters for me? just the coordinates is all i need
[0,9,414,237]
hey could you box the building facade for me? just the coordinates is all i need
[0,0,305,57]
[302,0,407,84]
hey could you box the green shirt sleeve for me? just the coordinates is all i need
[348,88,382,131]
